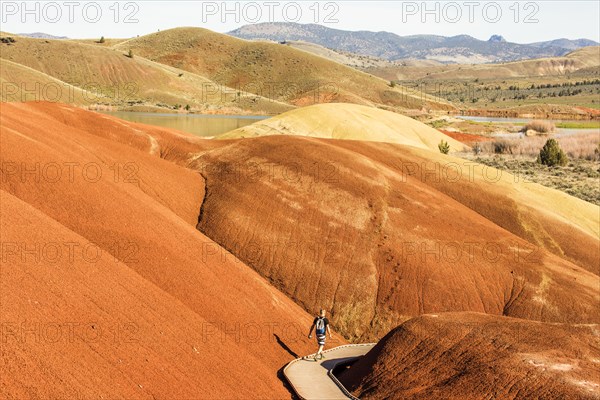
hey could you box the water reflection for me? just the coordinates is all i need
[100,112,268,138]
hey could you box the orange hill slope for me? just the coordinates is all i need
[339,312,600,400]
[189,135,599,341]
[334,141,600,274]
[113,27,454,111]
[4,102,597,348]
[2,100,598,340]
[0,102,321,399]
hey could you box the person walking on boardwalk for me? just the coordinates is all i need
[308,309,333,361]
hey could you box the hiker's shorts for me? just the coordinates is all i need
[316,334,326,346]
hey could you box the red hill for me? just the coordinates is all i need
[339,312,600,399]
[0,102,319,398]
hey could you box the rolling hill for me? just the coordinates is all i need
[0,58,93,103]
[0,35,292,114]
[219,103,467,151]
[189,133,599,341]
[112,27,454,111]
[366,46,600,81]
[280,40,400,70]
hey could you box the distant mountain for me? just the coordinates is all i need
[530,38,599,50]
[363,46,600,82]
[229,23,598,64]
[488,35,507,43]
[17,32,68,39]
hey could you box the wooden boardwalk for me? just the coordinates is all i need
[283,344,376,400]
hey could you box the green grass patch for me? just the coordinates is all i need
[555,121,600,129]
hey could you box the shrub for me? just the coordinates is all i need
[492,140,514,155]
[438,140,450,154]
[184,104,191,111]
[127,49,134,58]
[521,120,556,134]
[538,138,568,167]
[429,120,447,129]
[390,81,396,88]
[99,36,105,43]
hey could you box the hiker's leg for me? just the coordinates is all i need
[315,334,326,359]
[313,343,322,360]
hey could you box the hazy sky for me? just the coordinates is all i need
[2,1,599,43]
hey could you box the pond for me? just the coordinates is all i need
[100,111,268,138]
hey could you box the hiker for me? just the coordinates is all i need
[307,309,333,360]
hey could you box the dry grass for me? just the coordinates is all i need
[113,27,454,111]
[0,35,293,114]
[478,133,599,160]
[521,120,556,133]
[464,132,600,203]
[1,28,456,113]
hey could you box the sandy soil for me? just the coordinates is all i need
[219,103,468,152]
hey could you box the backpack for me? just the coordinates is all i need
[316,317,326,335]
